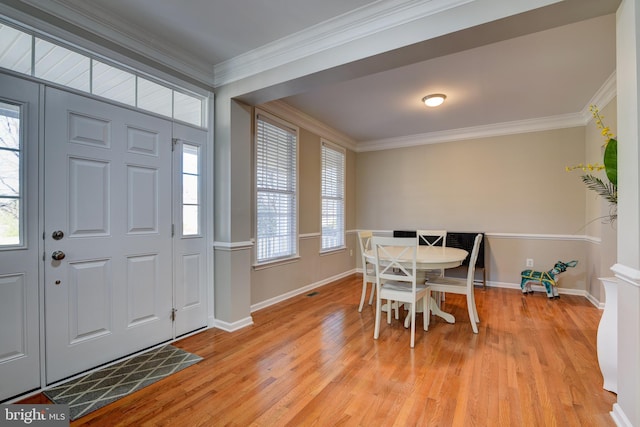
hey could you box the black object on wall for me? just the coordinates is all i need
[393,230,486,270]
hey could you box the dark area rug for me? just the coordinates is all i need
[43,345,202,420]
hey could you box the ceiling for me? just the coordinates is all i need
[3,0,621,148]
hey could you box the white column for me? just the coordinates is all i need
[611,1,640,426]
[213,95,254,329]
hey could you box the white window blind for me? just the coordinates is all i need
[256,113,297,263]
[321,141,345,251]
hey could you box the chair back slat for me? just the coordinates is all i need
[371,236,417,288]
[416,229,447,247]
[466,234,483,288]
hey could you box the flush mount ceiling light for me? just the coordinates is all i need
[422,94,446,107]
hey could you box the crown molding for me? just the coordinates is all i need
[581,71,617,119]
[12,0,215,86]
[358,71,618,152]
[357,112,586,152]
[261,100,358,152]
[213,0,474,87]
[14,0,474,89]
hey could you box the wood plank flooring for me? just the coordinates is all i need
[22,274,617,426]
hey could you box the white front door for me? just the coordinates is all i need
[0,74,41,401]
[172,123,208,336]
[44,88,173,384]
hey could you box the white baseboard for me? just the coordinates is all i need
[250,269,357,313]
[486,280,590,298]
[611,403,633,427]
[584,292,605,309]
[213,316,254,332]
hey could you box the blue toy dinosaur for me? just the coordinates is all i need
[520,260,578,299]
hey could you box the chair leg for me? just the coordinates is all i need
[358,277,368,312]
[374,295,382,339]
[423,293,430,331]
[403,307,411,328]
[466,293,478,333]
[387,299,392,324]
[410,303,416,348]
[368,282,375,305]
[471,290,479,323]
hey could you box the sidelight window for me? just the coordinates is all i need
[0,102,22,246]
[182,143,201,236]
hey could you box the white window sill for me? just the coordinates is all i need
[253,255,301,270]
[320,246,346,256]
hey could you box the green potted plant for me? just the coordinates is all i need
[567,105,617,221]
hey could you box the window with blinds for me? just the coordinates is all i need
[255,113,298,263]
[321,140,345,251]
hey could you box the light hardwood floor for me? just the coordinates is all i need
[23,274,616,426]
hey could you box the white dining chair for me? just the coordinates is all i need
[425,233,483,334]
[416,229,447,280]
[357,231,376,312]
[372,236,430,348]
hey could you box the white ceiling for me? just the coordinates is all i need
[4,0,621,148]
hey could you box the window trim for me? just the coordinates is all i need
[254,109,299,265]
[320,139,346,253]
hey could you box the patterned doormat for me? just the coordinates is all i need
[43,345,202,420]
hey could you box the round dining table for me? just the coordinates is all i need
[364,245,469,323]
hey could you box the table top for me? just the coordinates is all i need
[365,245,468,270]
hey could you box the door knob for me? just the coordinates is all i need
[51,251,66,261]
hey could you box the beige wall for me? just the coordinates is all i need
[487,236,586,290]
[355,126,603,294]
[249,106,617,306]
[356,127,586,233]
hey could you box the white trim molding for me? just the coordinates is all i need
[0,2,214,89]
[250,269,356,313]
[611,263,640,286]
[213,240,254,251]
[357,113,585,152]
[486,232,589,241]
[214,0,474,86]
[212,316,254,333]
[357,71,617,152]
[300,232,321,240]
[581,72,617,119]
[261,101,358,152]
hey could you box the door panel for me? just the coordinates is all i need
[0,274,28,357]
[68,258,112,343]
[0,74,40,401]
[68,157,110,235]
[44,88,173,384]
[173,123,208,336]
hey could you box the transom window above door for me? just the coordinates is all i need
[0,20,207,128]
